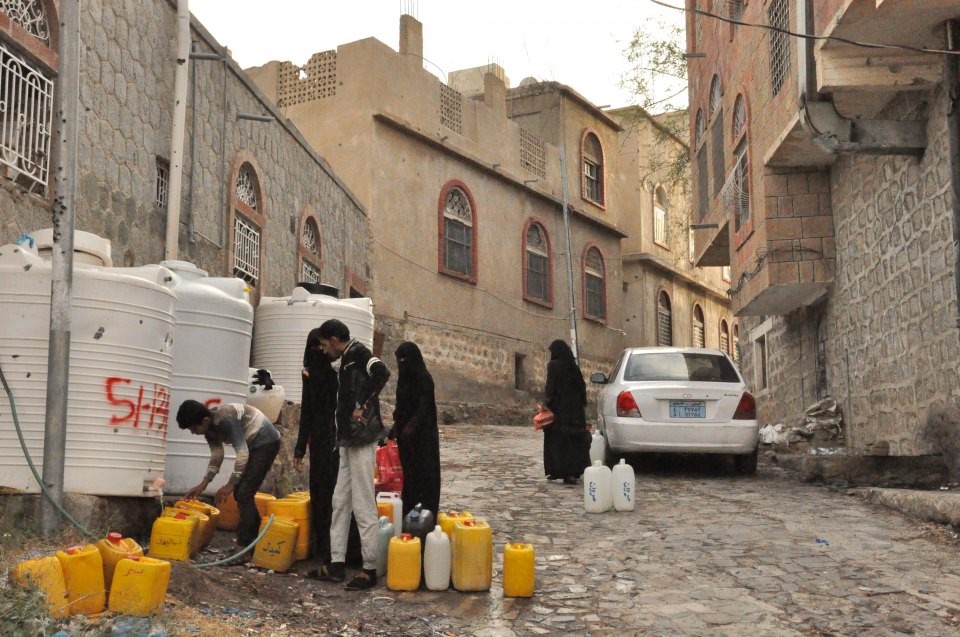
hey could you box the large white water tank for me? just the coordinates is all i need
[0,244,175,497]
[158,260,253,496]
[252,287,375,403]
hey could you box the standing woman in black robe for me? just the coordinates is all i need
[390,341,441,516]
[543,339,591,484]
[294,328,340,573]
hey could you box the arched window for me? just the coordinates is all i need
[523,221,552,305]
[657,291,672,346]
[732,94,751,231]
[733,323,741,365]
[583,246,606,321]
[709,75,725,197]
[581,132,604,205]
[695,108,708,220]
[230,160,265,289]
[654,185,668,247]
[438,182,477,282]
[299,214,322,284]
[720,319,730,355]
[694,109,706,149]
[693,304,705,348]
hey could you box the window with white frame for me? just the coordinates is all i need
[654,186,668,247]
[693,304,705,348]
[732,95,751,231]
[582,133,604,205]
[233,214,260,285]
[583,247,606,320]
[299,216,322,284]
[0,40,53,195]
[524,222,550,304]
[440,185,475,280]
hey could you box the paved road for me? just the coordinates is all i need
[378,423,960,636]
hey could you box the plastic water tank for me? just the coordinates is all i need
[252,287,375,403]
[0,243,176,497]
[158,260,254,496]
[30,228,113,267]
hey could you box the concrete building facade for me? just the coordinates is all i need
[0,0,369,302]
[688,0,960,457]
[248,15,733,406]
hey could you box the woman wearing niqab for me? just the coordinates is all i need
[543,339,591,484]
[391,341,441,516]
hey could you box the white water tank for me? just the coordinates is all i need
[0,243,175,497]
[252,287,375,403]
[30,228,113,267]
[158,260,254,496]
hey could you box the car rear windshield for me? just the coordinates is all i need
[623,352,741,383]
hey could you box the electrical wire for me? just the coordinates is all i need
[648,0,960,56]
[0,359,97,539]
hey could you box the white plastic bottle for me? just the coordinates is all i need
[611,458,636,512]
[376,516,394,577]
[583,459,613,513]
[423,525,451,591]
[376,491,403,537]
[589,430,606,465]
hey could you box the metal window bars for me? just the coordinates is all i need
[0,40,53,195]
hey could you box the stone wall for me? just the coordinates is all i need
[743,87,960,456]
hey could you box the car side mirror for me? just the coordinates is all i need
[590,372,607,384]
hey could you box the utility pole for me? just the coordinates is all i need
[165,0,191,260]
[44,0,81,535]
[559,145,579,362]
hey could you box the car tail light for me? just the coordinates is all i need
[616,391,641,418]
[733,392,756,420]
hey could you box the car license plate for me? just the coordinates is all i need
[669,400,706,418]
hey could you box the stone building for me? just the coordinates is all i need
[608,106,735,357]
[247,15,733,406]
[688,0,960,457]
[0,0,369,302]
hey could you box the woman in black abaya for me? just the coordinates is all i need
[391,341,441,516]
[543,339,591,484]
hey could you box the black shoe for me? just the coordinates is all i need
[308,562,345,582]
[563,477,579,485]
[344,568,377,590]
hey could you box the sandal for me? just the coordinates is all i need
[307,562,345,582]
[344,568,377,590]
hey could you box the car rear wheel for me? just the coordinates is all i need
[734,448,758,475]
[603,435,620,468]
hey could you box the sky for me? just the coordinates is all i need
[189,0,686,111]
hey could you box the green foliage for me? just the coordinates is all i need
[622,19,688,114]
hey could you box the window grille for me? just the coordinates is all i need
[694,109,706,149]
[155,158,169,209]
[756,334,768,389]
[232,214,260,285]
[519,128,546,179]
[582,133,604,204]
[302,218,319,256]
[657,292,672,346]
[0,0,49,44]
[768,0,791,96]
[584,247,606,319]
[733,138,750,230]
[694,0,702,45]
[525,224,549,302]
[720,319,730,354]
[443,187,472,277]
[0,40,52,195]
[236,164,258,210]
[733,324,741,365]
[710,115,724,197]
[654,186,668,246]
[727,0,745,22]
[300,259,321,284]
[709,75,722,117]
[693,305,705,348]
[440,84,463,135]
[696,148,709,220]
[732,94,747,141]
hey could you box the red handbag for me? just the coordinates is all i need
[375,439,404,493]
[532,403,555,430]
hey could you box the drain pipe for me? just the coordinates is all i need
[946,20,960,335]
[165,0,191,260]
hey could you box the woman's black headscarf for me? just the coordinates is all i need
[395,341,430,404]
[303,327,335,379]
[548,339,585,396]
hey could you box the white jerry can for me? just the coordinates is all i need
[611,459,636,511]
[423,525,451,591]
[589,430,606,464]
[583,460,613,513]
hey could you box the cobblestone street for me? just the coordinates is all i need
[373,423,960,636]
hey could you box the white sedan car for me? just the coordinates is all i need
[590,347,759,474]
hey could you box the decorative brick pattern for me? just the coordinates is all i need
[519,128,546,179]
[277,50,337,107]
[439,83,462,135]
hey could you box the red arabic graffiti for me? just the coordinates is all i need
[105,377,170,432]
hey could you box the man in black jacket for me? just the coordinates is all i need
[314,319,390,590]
